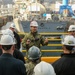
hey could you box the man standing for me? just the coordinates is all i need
[22,21,48,50]
[9,23,21,50]
[0,35,26,75]
[52,35,75,75]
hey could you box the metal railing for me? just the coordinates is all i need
[22,50,63,52]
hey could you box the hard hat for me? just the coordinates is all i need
[30,21,38,27]
[28,46,41,60]
[1,29,14,38]
[9,23,16,29]
[34,61,56,75]
[62,35,75,46]
[68,25,75,31]
[0,35,16,45]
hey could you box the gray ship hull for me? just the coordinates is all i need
[21,21,67,33]
[21,21,68,56]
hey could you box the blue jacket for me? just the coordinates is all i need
[0,53,27,75]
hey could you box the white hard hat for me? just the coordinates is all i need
[62,35,75,46]
[9,23,16,29]
[1,29,14,38]
[68,25,75,31]
[0,35,16,45]
[30,21,38,27]
[34,61,56,75]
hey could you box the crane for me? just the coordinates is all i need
[59,0,74,17]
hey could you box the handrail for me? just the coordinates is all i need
[22,50,63,52]
[40,33,68,35]
[47,44,62,46]
[18,32,68,35]
[48,39,61,41]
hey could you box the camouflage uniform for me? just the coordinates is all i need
[24,46,41,75]
[22,32,48,50]
[22,32,47,62]
[25,62,36,75]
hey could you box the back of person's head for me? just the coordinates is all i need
[68,25,75,31]
[34,61,56,75]
[30,21,38,27]
[28,46,41,61]
[62,35,75,51]
[0,35,16,50]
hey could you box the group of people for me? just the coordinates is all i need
[52,24,75,75]
[0,20,75,75]
[0,21,53,75]
[0,23,25,63]
[0,24,27,75]
[22,22,75,75]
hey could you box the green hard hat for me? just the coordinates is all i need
[28,46,41,60]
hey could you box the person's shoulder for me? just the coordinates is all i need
[37,33,41,37]
[14,49,21,53]
[25,62,35,68]
[14,31,19,36]
[24,33,30,36]
[25,62,35,71]
[25,33,32,38]
[37,33,40,35]
[13,57,24,64]
[52,57,62,66]
[14,50,23,56]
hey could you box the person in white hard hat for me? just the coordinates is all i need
[68,25,75,37]
[0,29,25,63]
[34,61,56,75]
[9,23,16,29]
[0,35,26,75]
[52,35,75,75]
[9,23,21,51]
[1,29,14,38]
[22,21,48,63]
[22,21,48,50]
